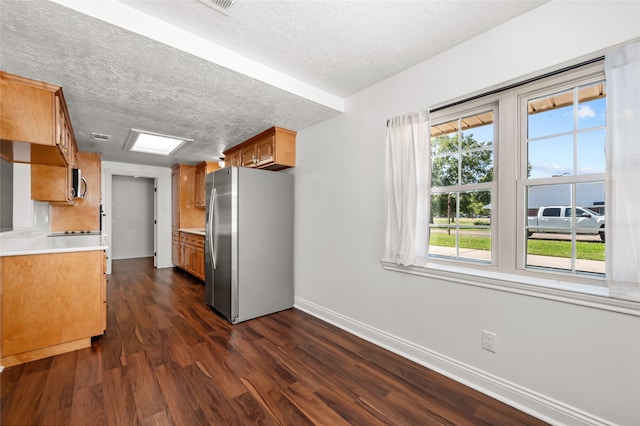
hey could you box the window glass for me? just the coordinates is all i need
[423,63,607,288]
[431,154,458,187]
[577,83,606,130]
[524,80,606,276]
[429,109,494,264]
[528,135,573,178]
[577,129,605,175]
[527,89,574,139]
[429,190,491,263]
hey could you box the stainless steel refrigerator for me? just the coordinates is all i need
[205,167,293,323]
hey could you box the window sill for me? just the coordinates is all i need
[381,260,639,317]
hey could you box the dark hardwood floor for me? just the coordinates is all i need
[1,257,547,425]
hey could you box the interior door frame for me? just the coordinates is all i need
[102,161,172,274]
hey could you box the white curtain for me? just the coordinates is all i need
[605,40,640,302]
[383,112,429,266]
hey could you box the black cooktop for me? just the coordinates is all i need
[48,231,102,237]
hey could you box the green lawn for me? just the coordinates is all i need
[526,239,605,261]
[430,232,605,261]
[430,232,490,251]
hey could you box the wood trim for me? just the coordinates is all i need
[0,338,92,368]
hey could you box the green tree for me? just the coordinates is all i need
[431,133,492,220]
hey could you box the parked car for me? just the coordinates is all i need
[527,206,605,242]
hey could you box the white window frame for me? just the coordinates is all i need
[383,61,640,316]
[429,99,498,265]
[515,65,607,286]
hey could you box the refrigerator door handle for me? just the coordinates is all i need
[208,187,217,269]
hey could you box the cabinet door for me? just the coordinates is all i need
[172,164,201,229]
[31,164,72,203]
[227,151,240,167]
[195,162,206,207]
[0,72,55,146]
[172,237,180,266]
[195,246,205,280]
[0,72,78,166]
[255,134,275,167]
[171,166,180,229]
[101,251,107,332]
[241,144,257,168]
[1,251,103,358]
[182,243,190,272]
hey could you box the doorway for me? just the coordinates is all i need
[111,175,155,260]
[102,161,172,274]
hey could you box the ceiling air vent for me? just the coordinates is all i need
[197,0,235,15]
[91,132,111,142]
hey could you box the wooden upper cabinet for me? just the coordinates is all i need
[31,135,78,204]
[195,161,220,208]
[225,150,241,167]
[172,164,204,229]
[0,71,77,167]
[31,162,74,204]
[223,126,297,171]
[240,144,257,168]
[255,133,276,167]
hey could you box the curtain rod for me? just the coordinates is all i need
[429,56,605,114]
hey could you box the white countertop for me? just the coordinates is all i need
[0,231,109,257]
[180,228,205,236]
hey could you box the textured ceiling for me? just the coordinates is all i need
[0,0,546,167]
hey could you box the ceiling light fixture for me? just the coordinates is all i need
[197,0,235,16]
[124,129,192,156]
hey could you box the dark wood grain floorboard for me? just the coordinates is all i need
[1,257,548,425]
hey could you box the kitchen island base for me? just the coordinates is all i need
[0,249,106,368]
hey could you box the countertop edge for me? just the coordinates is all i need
[179,228,205,236]
[0,244,109,257]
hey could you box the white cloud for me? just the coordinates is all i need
[578,104,596,119]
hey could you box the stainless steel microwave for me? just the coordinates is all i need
[71,168,87,198]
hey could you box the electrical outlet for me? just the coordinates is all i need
[482,330,497,353]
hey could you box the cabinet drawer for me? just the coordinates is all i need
[172,230,180,240]
[180,232,203,246]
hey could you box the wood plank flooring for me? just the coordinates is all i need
[1,257,547,425]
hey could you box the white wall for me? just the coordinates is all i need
[293,2,639,425]
[11,163,36,230]
[0,158,13,231]
[111,175,154,260]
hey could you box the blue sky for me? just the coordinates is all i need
[528,97,606,178]
[431,91,606,180]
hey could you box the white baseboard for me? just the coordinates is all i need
[294,297,613,426]
[111,253,153,260]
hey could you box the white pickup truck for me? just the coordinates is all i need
[527,206,605,242]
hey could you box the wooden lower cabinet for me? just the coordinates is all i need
[172,230,180,266]
[101,251,107,333]
[173,231,205,280]
[0,250,105,367]
[194,246,204,279]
